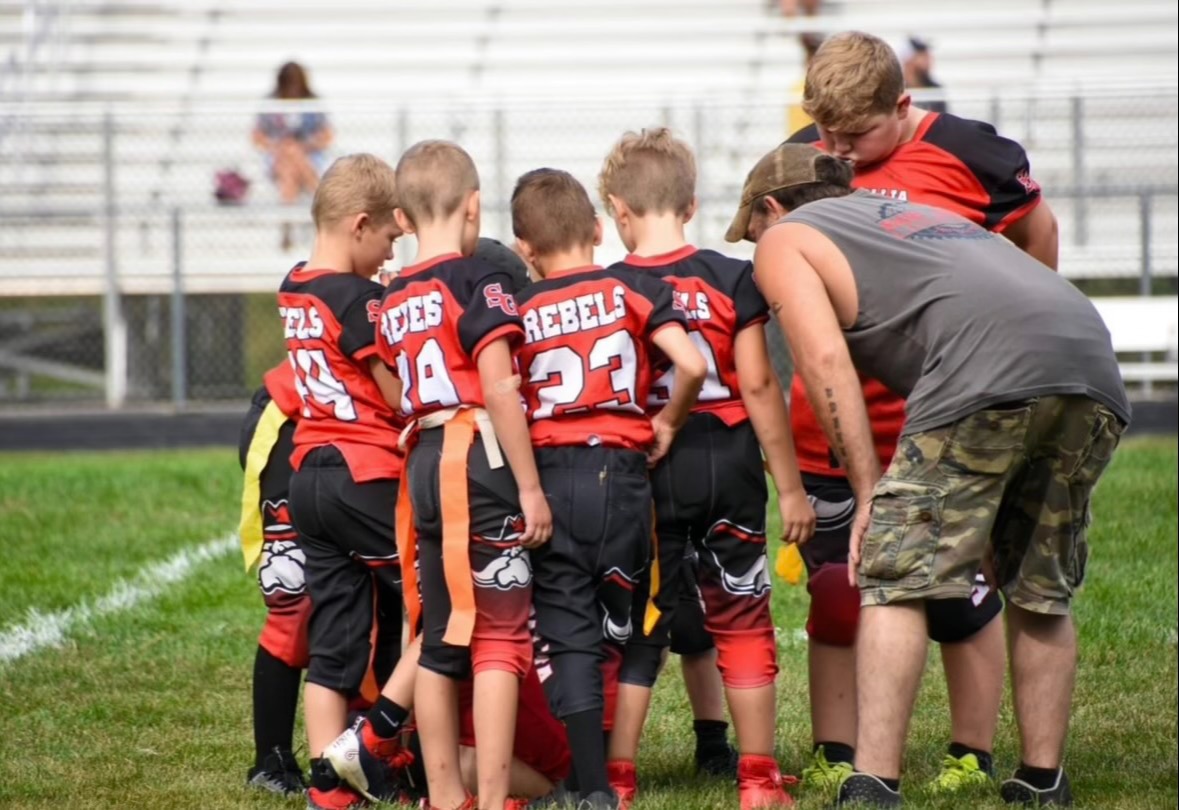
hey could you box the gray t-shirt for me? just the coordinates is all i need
[783,190,1131,434]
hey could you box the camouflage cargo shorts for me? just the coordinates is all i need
[858,395,1125,615]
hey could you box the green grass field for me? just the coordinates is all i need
[0,439,1175,809]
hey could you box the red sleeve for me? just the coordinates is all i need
[263,361,302,419]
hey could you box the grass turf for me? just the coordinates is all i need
[0,438,1174,809]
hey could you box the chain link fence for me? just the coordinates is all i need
[1,86,1176,407]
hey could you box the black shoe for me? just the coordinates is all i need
[834,773,902,807]
[696,741,739,777]
[247,746,307,797]
[1000,770,1073,806]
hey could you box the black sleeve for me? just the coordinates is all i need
[457,265,525,360]
[632,273,686,336]
[338,286,383,361]
[732,261,769,330]
[784,123,821,145]
[927,115,1042,230]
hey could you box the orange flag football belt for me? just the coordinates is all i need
[397,407,504,647]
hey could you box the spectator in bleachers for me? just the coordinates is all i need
[899,37,948,114]
[778,0,821,17]
[252,62,334,208]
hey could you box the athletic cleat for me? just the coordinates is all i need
[606,759,636,810]
[1000,769,1073,806]
[833,773,901,807]
[325,717,415,803]
[576,790,621,810]
[696,741,739,777]
[306,784,368,810]
[526,785,580,808]
[931,753,990,793]
[801,746,855,794]
[737,754,797,809]
[246,746,307,797]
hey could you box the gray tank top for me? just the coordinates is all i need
[783,190,1130,434]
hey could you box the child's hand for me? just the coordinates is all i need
[646,415,677,467]
[518,486,552,549]
[778,487,816,545]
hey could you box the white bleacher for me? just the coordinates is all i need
[0,0,1176,298]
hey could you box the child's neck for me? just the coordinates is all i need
[306,233,359,276]
[899,107,929,145]
[412,213,467,264]
[628,212,689,257]
[539,246,596,277]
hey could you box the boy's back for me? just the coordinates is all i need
[516,265,683,450]
[378,253,521,419]
[613,246,768,427]
[279,263,402,480]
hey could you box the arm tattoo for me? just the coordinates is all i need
[824,386,849,464]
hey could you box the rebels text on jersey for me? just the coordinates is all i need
[377,253,524,418]
[277,264,403,482]
[516,265,686,450]
[614,246,768,427]
[786,112,1042,475]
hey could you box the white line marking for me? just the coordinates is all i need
[0,533,238,664]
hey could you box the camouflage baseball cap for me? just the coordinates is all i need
[724,143,826,243]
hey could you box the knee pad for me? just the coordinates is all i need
[926,587,1003,644]
[618,641,664,688]
[419,642,472,680]
[805,563,860,648]
[712,627,778,689]
[471,636,531,679]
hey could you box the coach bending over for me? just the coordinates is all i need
[731,144,1129,808]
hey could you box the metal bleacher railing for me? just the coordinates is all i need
[0,82,1176,408]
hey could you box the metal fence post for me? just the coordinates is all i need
[1071,95,1086,247]
[170,206,187,408]
[102,108,127,408]
[494,107,507,239]
[1139,191,1154,396]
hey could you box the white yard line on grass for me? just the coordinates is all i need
[0,533,238,664]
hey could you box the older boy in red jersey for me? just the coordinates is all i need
[277,153,407,810]
[377,140,552,810]
[511,168,706,810]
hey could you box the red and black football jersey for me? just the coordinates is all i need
[786,112,1042,475]
[377,252,524,419]
[263,360,303,421]
[277,264,403,482]
[613,246,768,427]
[789,112,1042,231]
[515,265,686,450]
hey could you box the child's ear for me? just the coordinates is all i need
[514,236,538,267]
[683,196,699,225]
[592,217,604,247]
[896,93,912,119]
[351,212,370,239]
[393,208,415,235]
[466,190,481,223]
[605,194,625,221]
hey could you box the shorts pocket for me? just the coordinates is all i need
[943,404,1033,475]
[859,479,947,588]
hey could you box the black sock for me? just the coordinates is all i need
[366,695,410,739]
[252,645,303,765]
[309,758,341,791]
[693,719,730,758]
[815,740,856,766]
[878,776,901,792]
[949,742,994,775]
[565,709,610,795]
[1015,763,1061,790]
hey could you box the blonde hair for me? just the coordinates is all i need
[802,31,905,131]
[311,153,398,228]
[511,168,597,257]
[597,127,696,217]
[395,140,480,228]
